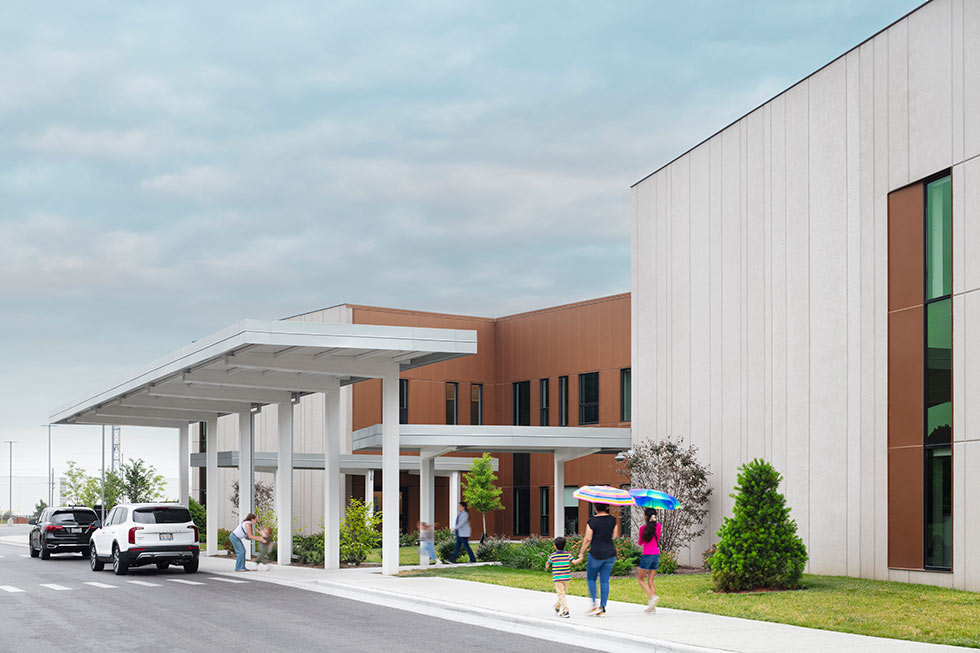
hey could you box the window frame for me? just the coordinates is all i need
[445,382,458,426]
[578,372,599,425]
[399,378,409,425]
[470,383,483,426]
[539,378,549,426]
[512,380,530,426]
[558,376,569,427]
[620,368,631,422]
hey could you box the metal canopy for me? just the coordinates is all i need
[188,451,498,474]
[352,424,631,455]
[49,319,477,426]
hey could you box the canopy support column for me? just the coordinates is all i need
[448,470,460,529]
[553,448,599,538]
[178,424,189,506]
[364,470,375,516]
[381,369,400,575]
[205,418,218,555]
[238,410,254,556]
[277,399,294,566]
[322,385,342,570]
[420,447,453,527]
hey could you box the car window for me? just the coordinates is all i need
[104,508,117,526]
[51,510,98,525]
[133,507,192,524]
[115,508,128,524]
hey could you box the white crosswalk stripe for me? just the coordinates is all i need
[126,580,161,587]
[83,582,117,589]
[40,584,71,591]
[167,578,205,586]
[207,577,248,584]
[0,586,24,593]
[18,554,29,558]
[0,554,6,558]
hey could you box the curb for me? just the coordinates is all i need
[311,577,729,653]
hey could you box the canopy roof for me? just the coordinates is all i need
[50,319,477,427]
[189,451,497,474]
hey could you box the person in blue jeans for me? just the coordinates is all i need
[449,502,476,563]
[229,513,266,572]
[573,503,620,616]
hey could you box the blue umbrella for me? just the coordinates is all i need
[629,489,681,510]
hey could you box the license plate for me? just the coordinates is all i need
[160,533,173,541]
[68,528,80,534]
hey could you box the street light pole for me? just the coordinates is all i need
[100,426,106,523]
[42,424,57,507]
[3,441,14,525]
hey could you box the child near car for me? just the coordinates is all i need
[545,536,574,618]
[255,526,273,570]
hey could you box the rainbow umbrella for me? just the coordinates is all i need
[572,485,634,505]
[629,488,681,510]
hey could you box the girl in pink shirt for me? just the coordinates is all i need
[636,508,662,614]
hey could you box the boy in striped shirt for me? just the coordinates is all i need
[546,536,574,618]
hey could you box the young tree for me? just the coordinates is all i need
[711,458,807,592]
[339,499,381,565]
[462,452,504,539]
[62,461,88,505]
[33,499,48,519]
[119,459,165,503]
[80,471,124,512]
[230,480,275,513]
[617,436,712,555]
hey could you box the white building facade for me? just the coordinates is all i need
[631,0,980,591]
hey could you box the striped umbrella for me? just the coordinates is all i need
[572,485,634,505]
[629,488,681,510]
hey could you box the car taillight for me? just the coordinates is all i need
[128,526,144,544]
[45,525,64,532]
[188,524,199,542]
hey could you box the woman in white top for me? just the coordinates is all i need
[230,513,266,572]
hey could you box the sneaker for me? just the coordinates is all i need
[559,611,570,619]
[586,604,601,616]
[595,607,606,617]
[645,595,659,614]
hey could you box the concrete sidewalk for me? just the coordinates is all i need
[197,555,970,653]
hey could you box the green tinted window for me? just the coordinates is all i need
[925,447,952,568]
[925,176,951,300]
[925,299,952,446]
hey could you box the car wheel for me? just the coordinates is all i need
[156,562,169,571]
[29,539,39,558]
[112,544,128,576]
[183,558,199,574]
[40,540,50,560]
[90,545,105,571]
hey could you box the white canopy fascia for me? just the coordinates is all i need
[50,319,477,426]
[188,451,498,474]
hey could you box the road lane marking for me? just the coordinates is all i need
[126,580,161,587]
[40,584,71,591]
[19,555,29,558]
[0,586,24,593]
[166,578,205,585]
[84,582,117,589]
[0,554,6,558]
[207,577,248,584]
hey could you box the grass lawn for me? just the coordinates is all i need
[365,546,429,566]
[404,566,980,649]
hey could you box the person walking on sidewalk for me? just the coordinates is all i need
[418,520,439,565]
[546,536,574,618]
[636,508,662,613]
[573,503,619,617]
[229,513,266,572]
[449,502,476,563]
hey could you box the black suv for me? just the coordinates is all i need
[29,507,101,559]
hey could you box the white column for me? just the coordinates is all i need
[238,410,254,556]
[381,370,400,575]
[553,454,565,538]
[323,387,342,570]
[364,470,375,516]
[448,470,460,529]
[276,399,293,566]
[205,418,218,556]
[178,424,189,506]
[420,456,435,525]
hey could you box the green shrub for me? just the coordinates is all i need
[702,543,717,570]
[400,530,419,547]
[340,499,382,565]
[498,537,552,570]
[476,536,511,562]
[657,550,678,575]
[217,528,233,554]
[293,533,325,565]
[436,537,456,561]
[712,459,808,592]
[188,498,207,539]
[434,527,454,545]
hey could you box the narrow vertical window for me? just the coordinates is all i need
[540,486,550,536]
[470,384,483,425]
[445,382,458,425]
[512,381,530,426]
[513,453,530,536]
[539,378,549,426]
[620,368,631,422]
[923,173,952,570]
[399,379,409,424]
[558,376,569,427]
[578,372,599,425]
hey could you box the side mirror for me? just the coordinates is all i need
[28,519,36,526]
[92,521,101,529]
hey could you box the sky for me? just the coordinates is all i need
[0,1,923,507]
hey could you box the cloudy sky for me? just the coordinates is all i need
[0,1,920,503]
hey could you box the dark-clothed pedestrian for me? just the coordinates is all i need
[449,502,476,563]
[573,503,620,616]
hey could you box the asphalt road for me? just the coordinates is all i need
[0,536,587,652]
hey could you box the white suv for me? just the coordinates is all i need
[90,503,200,575]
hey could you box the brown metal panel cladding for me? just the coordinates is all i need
[887,307,924,449]
[887,183,924,312]
[887,446,924,568]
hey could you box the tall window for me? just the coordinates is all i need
[513,453,530,536]
[539,378,550,426]
[558,376,569,426]
[924,174,952,570]
[620,368,631,422]
[512,381,530,426]
[470,384,483,425]
[540,486,550,536]
[399,379,409,424]
[578,372,599,425]
[445,382,458,425]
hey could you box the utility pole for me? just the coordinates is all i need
[42,424,58,507]
[111,425,122,473]
[100,426,106,523]
[3,441,14,525]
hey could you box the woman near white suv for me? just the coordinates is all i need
[230,513,267,571]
